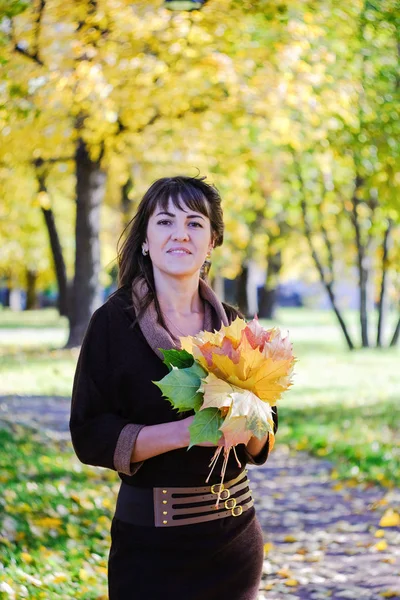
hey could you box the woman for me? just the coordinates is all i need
[70,175,278,600]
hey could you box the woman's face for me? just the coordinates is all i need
[143,198,213,279]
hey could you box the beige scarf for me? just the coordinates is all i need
[132,278,229,359]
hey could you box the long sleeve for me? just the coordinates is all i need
[69,304,143,473]
[244,406,278,466]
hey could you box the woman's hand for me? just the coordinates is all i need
[176,415,224,448]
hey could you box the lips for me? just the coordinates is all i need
[167,247,192,255]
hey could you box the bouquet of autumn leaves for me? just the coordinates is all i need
[154,317,295,505]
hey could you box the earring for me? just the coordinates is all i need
[142,245,148,256]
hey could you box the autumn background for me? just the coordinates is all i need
[0,0,399,598]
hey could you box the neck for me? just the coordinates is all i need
[153,270,203,316]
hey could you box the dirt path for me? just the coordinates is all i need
[1,395,399,600]
[252,448,400,599]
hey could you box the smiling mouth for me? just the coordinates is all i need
[167,250,192,255]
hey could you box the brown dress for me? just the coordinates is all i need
[70,284,277,600]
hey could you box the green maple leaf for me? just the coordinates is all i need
[153,363,206,413]
[159,348,194,370]
[188,408,223,449]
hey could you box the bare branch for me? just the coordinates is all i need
[33,0,46,58]
[350,174,370,347]
[376,219,392,347]
[10,0,46,66]
[32,157,74,167]
[13,43,44,66]
[316,174,335,280]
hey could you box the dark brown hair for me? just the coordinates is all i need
[117,175,224,329]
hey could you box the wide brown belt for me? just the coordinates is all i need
[153,471,252,527]
[116,471,253,528]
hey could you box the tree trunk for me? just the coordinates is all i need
[300,198,355,350]
[236,265,248,317]
[376,220,392,347]
[26,269,38,309]
[390,315,400,347]
[66,139,106,347]
[121,177,133,227]
[36,168,70,317]
[292,155,354,350]
[41,207,69,317]
[258,248,282,319]
[351,177,369,347]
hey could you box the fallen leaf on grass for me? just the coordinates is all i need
[284,535,298,542]
[332,482,344,491]
[20,552,34,564]
[264,542,274,554]
[284,579,299,587]
[379,509,400,528]
[52,574,68,584]
[373,540,388,552]
[277,568,292,578]
[264,582,274,591]
[375,529,385,538]
[31,517,62,529]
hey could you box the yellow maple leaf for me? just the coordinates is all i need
[32,517,62,530]
[53,574,68,584]
[374,540,388,552]
[180,317,295,406]
[277,568,291,578]
[20,552,34,564]
[375,529,385,538]
[219,316,247,345]
[264,542,274,554]
[379,509,400,528]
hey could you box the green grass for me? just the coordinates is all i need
[267,310,400,486]
[0,426,116,599]
[0,307,67,329]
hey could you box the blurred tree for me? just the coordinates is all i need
[255,0,400,349]
[1,0,292,344]
[1,0,398,353]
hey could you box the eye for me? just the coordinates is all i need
[189,221,203,228]
[157,219,172,226]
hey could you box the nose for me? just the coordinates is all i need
[171,224,189,241]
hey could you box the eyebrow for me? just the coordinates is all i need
[155,211,205,220]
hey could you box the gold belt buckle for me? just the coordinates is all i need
[232,505,243,517]
[224,497,243,516]
[210,483,224,495]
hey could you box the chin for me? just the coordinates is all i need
[159,265,201,278]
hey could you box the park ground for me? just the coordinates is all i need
[0,307,399,599]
